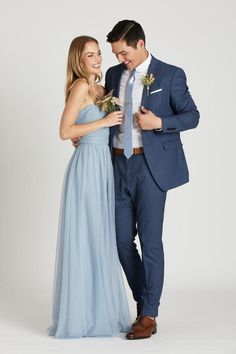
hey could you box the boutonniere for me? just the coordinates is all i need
[95,89,120,113]
[142,73,155,96]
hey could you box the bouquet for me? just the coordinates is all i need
[95,90,120,113]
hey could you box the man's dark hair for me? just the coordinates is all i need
[106,20,146,48]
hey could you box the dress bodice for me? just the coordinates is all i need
[76,104,108,144]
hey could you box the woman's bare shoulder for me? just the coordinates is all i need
[70,78,89,95]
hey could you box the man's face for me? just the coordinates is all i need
[111,39,146,70]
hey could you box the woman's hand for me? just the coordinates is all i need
[71,137,81,148]
[102,111,124,128]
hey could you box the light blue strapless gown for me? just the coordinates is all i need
[47,104,131,338]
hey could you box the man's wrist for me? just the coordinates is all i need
[154,116,162,131]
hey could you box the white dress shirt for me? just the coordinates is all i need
[113,53,152,149]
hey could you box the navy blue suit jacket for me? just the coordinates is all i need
[105,55,199,191]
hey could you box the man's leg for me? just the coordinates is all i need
[128,154,167,318]
[114,154,144,306]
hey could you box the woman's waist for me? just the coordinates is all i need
[79,137,109,145]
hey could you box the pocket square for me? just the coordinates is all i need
[150,88,163,94]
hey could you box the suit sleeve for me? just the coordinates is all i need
[161,68,200,133]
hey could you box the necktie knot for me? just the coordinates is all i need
[129,69,136,81]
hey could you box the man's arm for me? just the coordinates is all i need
[161,68,199,133]
[135,68,199,133]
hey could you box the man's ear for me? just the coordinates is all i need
[137,39,145,49]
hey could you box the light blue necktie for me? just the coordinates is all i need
[124,69,136,159]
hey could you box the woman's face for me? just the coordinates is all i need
[82,41,102,77]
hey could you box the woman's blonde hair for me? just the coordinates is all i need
[65,36,101,102]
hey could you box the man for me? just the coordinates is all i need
[105,20,199,340]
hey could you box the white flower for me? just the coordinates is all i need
[95,90,120,113]
[142,73,155,95]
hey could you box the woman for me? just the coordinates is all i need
[47,36,131,338]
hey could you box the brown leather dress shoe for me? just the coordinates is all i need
[126,316,157,340]
[132,315,141,328]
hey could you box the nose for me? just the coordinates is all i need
[95,54,102,63]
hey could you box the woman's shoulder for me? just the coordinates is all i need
[66,79,90,107]
[71,78,89,95]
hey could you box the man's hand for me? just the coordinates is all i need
[135,106,162,130]
[71,137,81,148]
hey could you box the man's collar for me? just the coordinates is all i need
[135,52,152,73]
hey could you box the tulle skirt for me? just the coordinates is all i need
[47,143,131,338]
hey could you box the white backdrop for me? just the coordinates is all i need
[0,0,235,353]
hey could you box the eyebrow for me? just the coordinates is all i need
[85,50,101,55]
[113,50,127,55]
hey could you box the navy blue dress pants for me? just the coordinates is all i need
[114,153,167,317]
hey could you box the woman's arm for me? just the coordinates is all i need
[60,80,104,140]
[60,80,123,140]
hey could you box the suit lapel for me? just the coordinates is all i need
[110,64,125,140]
[113,64,125,98]
[140,55,161,146]
[141,55,161,107]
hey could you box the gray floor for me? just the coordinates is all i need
[0,286,235,354]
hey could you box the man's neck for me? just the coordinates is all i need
[135,49,149,68]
